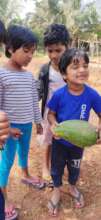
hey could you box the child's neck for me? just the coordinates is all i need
[51,63,59,71]
[68,83,84,95]
[5,60,23,71]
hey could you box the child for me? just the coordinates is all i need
[0,25,43,220]
[0,20,9,220]
[38,23,70,184]
[0,111,10,220]
[47,48,101,216]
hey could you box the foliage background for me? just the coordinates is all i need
[0,0,101,50]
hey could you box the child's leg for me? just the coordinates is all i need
[17,123,45,189]
[48,187,61,216]
[0,136,17,218]
[17,123,32,178]
[0,136,17,188]
[51,139,66,187]
[42,144,51,179]
[0,189,5,220]
[48,139,66,215]
[41,120,52,179]
[67,146,84,208]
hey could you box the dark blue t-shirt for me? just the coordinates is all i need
[47,84,101,147]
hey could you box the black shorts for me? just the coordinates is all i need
[51,139,84,187]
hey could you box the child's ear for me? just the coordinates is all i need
[8,47,13,55]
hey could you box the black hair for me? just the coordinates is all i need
[0,20,6,44]
[59,48,89,75]
[5,25,38,58]
[43,23,70,47]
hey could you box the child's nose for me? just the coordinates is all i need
[51,52,57,59]
[28,53,33,59]
[79,67,85,72]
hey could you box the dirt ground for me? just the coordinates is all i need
[1,55,101,220]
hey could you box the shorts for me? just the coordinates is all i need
[51,139,84,187]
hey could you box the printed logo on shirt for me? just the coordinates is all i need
[80,104,87,120]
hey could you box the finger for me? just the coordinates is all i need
[0,128,10,136]
[0,146,4,150]
[0,111,8,120]
[0,129,10,140]
[15,135,20,138]
[0,141,5,149]
[0,121,10,129]
[0,134,9,142]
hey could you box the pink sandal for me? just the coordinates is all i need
[70,191,84,208]
[21,177,46,189]
[5,205,18,220]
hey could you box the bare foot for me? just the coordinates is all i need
[69,185,84,208]
[42,168,51,181]
[48,200,60,217]
[48,188,61,216]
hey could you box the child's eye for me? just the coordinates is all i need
[72,64,88,69]
[48,49,61,53]
[23,49,29,53]
[72,65,78,69]
[83,64,88,68]
[48,49,53,53]
[55,49,61,53]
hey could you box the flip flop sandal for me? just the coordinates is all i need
[71,191,84,208]
[5,208,18,220]
[47,200,60,217]
[42,175,52,182]
[46,180,54,188]
[21,177,46,189]
[42,175,54,188]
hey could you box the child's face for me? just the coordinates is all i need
[65,57,89,86]
[10,45,36,67]
[45,43,67,67]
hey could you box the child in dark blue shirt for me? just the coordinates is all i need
[47,48,101,216]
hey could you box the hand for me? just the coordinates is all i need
[0,111,10,148]
[36,124,43,134]
[50,121,60,140]
[10,128,23,139]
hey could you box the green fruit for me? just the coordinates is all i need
[54,120,98,148]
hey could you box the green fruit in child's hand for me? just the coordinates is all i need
[53,120,98,148]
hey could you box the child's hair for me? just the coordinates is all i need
[0,20,6,43]
[59,48,89,75]
[5,25,38,58]
[43,23,70,47]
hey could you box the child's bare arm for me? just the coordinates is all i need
[36,123,43,134]
[96,113,101,144]
[47,109,59,138]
